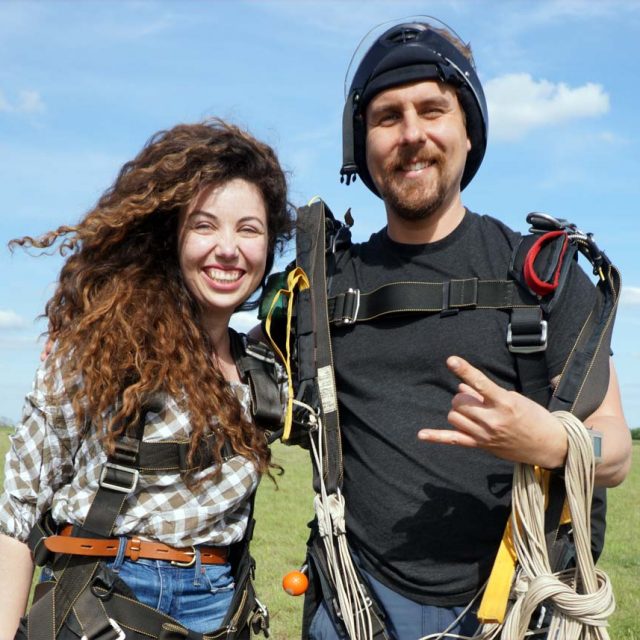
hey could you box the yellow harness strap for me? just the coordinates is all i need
[476,518,517,624]
[264,266,310,442]
[477,468,571,624]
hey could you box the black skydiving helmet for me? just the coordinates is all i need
[340,18,488,196]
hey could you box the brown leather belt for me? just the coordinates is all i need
[43,525,228,567]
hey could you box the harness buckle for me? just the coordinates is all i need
[335,288,360,326]
[250,596,270,637]
[99,463,139,494]
[170,545,196,567]
[507,320,548,353]
[245,342,276,365]
[111,437,139,466]
[80,617,126,640]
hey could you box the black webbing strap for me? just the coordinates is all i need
[509,306,552,408]
[229,328,283,429]
[543,261,621,563]
[507,231,574,410]
[297,200,344,494]
[510,228,621,567]
[76,587,194,639]
[27,416,146,639]
[550,262,621,418]
[328,279,537,325]
[135,434,234,474]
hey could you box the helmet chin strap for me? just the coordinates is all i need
[340,91,359,186]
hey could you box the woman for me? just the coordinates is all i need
[0,119,293,638]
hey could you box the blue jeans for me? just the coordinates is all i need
[105,543,234,634]
[309,565,480,639]
[40,540,235,634]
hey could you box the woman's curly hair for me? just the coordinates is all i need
[10,119,294,477]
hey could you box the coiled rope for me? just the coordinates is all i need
[421,411,615,640]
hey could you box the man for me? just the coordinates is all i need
[295,18,631,639]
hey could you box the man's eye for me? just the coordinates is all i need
[378,113,399,125]
[421,108,444,118]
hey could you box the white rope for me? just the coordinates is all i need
[419,412,615,640]
[500,412,615,640]
[294,399,374,640]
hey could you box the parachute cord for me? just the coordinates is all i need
[501,412,615,640]
[294,398,373,640]
[418,411,614,640]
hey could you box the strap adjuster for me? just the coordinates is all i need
[245,342,276,365]
[334,288,360,326]
[81,617,126,640]
[99,463,139,494]
[507,319,548,353]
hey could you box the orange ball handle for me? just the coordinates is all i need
[282,569,309,596]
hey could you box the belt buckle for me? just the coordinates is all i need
[171,545,196,567]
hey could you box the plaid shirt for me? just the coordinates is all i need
[0,358,261,547]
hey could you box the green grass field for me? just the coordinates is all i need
[1,429,638,639]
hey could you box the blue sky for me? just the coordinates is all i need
[1,0,639,427]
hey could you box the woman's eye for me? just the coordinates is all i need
[192,222,216,235]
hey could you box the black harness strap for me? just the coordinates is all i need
[25,331,279,639]
[230,328,284,430]
[295,202,394,640]
[510,217,622,567]
[46,428,145,639]
[296,200,344,494]
[135,434,235,474]
[328,278,538,325]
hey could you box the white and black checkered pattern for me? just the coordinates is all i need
[0,359,260,546]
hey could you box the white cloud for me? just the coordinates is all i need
[485,73,609,141]
[17,90,45,114]
[621,287,640,306]
[0,88,46,114]
[0,310,28,330]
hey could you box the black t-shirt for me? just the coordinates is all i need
[329,210,596,605]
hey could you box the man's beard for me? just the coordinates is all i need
[378,154,449,221]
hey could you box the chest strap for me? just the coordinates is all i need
[328,278,536,325]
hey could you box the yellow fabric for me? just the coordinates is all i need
[264,267,310,442]
[477,467,571,624]
[477,518,518,623]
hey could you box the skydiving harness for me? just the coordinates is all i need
[19,329,282,640]
[261,200,620,640]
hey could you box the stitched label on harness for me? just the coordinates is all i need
[317,365,338,414]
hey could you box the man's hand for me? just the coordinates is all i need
[417,356,568,468]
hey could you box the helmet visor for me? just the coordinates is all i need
[344,15,473,100]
